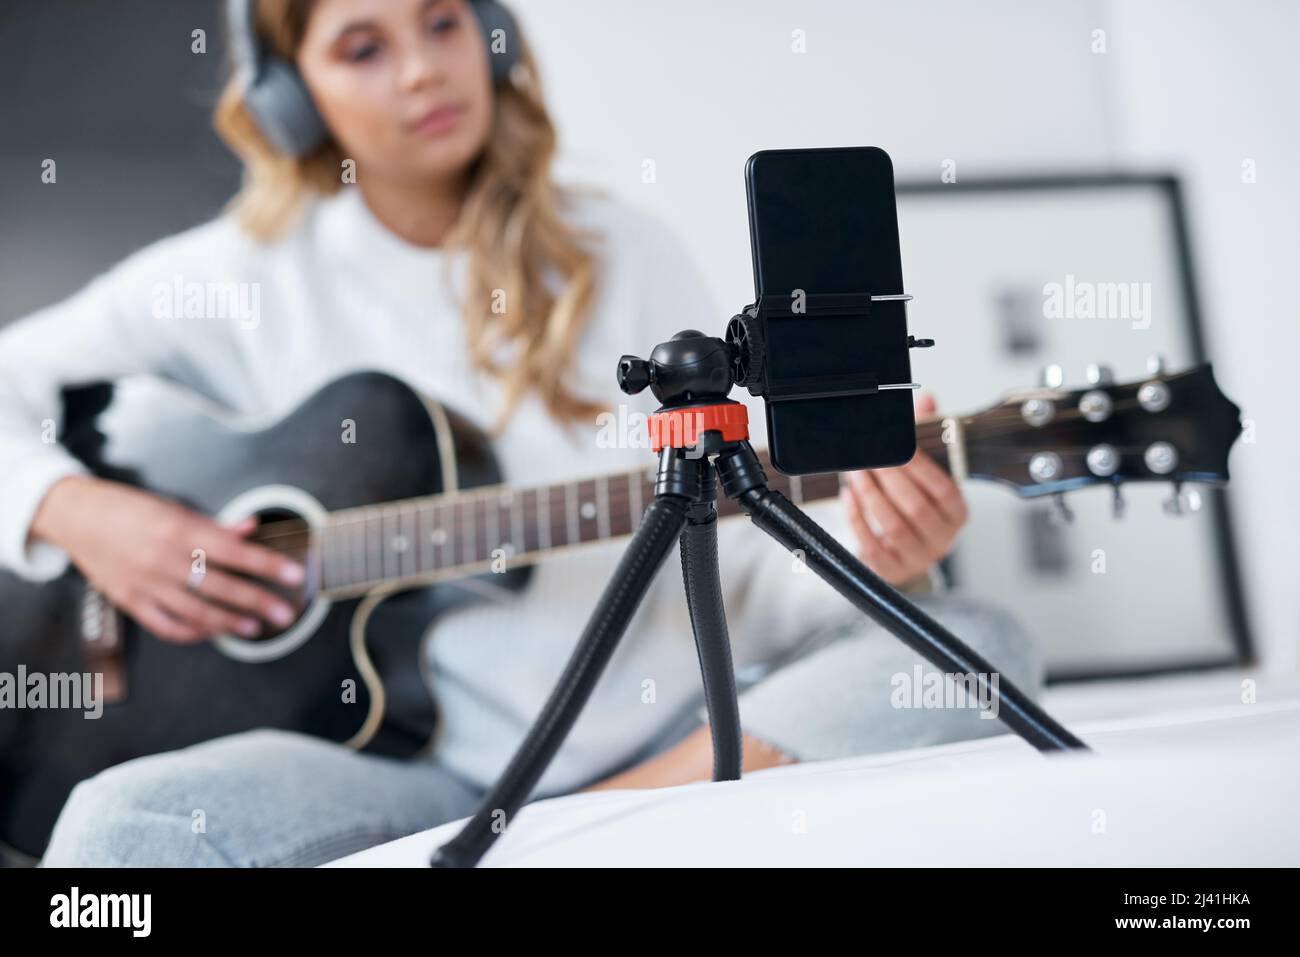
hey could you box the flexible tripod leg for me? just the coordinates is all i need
[678,465,743,781]
[430,494,691,868]
[718,444,1088,753]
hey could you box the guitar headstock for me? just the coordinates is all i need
[962,361,1243,502]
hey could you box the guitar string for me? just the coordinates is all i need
[240,422,950,546]
[240,394,1167,554]
[300,443,1185,591]
[241,395,1158,549]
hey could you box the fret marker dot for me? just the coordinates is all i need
[391,535,409,552]
[580,501,597,520]
[430,529,448,546]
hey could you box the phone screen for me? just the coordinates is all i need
[746,147,916,474]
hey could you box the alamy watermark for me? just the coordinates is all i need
[151,274,260,329]
[50,887,150,937]
[595,404,707,458]
[890,665,1000,719]
[1043,274,1152,330]
[0,667,103,719]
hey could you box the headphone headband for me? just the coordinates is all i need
[227,0,263,84]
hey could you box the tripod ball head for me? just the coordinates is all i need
[617,330,736,405]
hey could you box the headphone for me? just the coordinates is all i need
[227,0,522,156]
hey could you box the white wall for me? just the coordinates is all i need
[1099,0,1300,672]
[517,0,1300,670]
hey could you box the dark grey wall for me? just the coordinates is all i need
[0,0,242,320]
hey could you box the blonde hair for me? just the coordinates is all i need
[213,0,609,434]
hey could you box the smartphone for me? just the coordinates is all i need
[745,146,916,475]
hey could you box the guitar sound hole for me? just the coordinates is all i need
[236,507,313,642]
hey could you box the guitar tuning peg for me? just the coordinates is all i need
[1038,364,1065,389]
[1162,483,1203,517]
[1049,492,1075,526]
[1085,363,1114,386]
[1111,484,1126,520]
[1146,354,1167,376]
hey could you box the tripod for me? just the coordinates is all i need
[430,330,1088,867]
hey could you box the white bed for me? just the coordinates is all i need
[326,668,1300,867]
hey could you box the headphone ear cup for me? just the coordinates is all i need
[471,0,522,84]
[245,58,328,156]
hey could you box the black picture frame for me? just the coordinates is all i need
[895,173,1255,682]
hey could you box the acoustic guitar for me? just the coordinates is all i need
[0,363,1243,855]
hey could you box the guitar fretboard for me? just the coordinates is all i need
[309,420,958,596]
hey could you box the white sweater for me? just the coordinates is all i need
[0,186,862,795]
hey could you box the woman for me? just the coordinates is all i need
[1,0,1039,866]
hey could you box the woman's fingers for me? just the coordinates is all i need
[847,469,926,557]
[154,584,265,639]
[839,486,905,581]
[839,483,905,582]
[131,599,205,644]
[839,441,971,587]
[225,515,259,537]
[137,515,304,640]
[902,450,968,526]
[871,464,953,554]
[198,522,305,587]
[192,568,297,630]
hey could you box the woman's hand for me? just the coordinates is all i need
[838,394,968,588]
[30,475,305,643]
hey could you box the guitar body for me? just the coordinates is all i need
[0,372,529,857]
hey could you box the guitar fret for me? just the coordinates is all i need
[596,475,610,540]
[509,491,523,557]
[381,506,395,582]
[355,510,367,585]
[401,502,416,578]
[368,507,381,585]
[345,515,357,586]
[480,494,493,561]
[565,482,579,545]
[537,486,551,552]
[478,497,489,564]
[337,518,347,586]
[394,504,406,577]
[350,515,363,586]
[576,479,599,543]
[388,505,399,579]
[463,499,475,565]
[433,503,451,569]
[419,503,433,573]
[629,470,643,531]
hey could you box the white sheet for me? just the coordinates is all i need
[326,668,1300,867]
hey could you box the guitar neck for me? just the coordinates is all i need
[304,362,1238,597]
[313,419,959,597]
